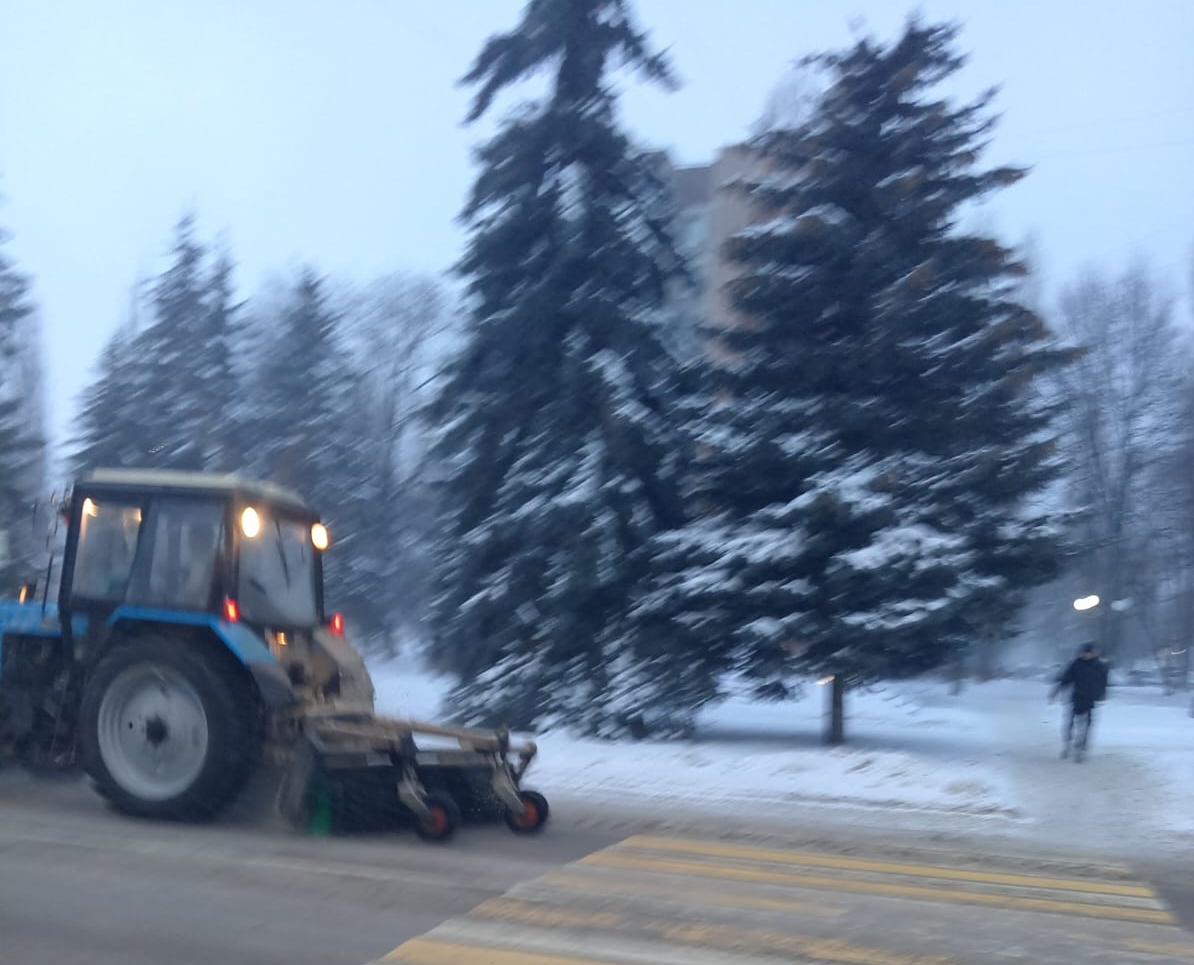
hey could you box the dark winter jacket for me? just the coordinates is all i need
[1053,657,1109,710]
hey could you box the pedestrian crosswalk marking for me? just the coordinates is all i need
[371,831,1194,965]
[1124,938,1194,962]
[464,899,954,965]
[581,850,1175,924]
[472,897,624,930]
[385,937,626,965]
[539,869,849,918]
[614,834,1154,898]
[388,919,953,965]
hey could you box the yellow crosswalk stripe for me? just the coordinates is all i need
[385,937,622,965]
[472,897,624,930]
[1124,938,1194,962]
[538,869,848,918]
[580,851,1175,924]
[614,835,1155,898]
[467,898,955,965]
[369,833,1191,965]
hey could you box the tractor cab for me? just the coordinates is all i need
[59,469,332,642]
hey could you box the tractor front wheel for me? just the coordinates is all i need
[79,636,260,821]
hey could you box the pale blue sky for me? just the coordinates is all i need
[2,0,1192,460]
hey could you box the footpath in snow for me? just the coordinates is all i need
[368,657,1194,860]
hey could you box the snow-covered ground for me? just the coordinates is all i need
[1054,686,1194,837]
[368,657,1194,860]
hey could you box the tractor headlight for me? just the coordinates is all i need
[267,629,289,657]
[311,522,329,551]
[240,506,261,538]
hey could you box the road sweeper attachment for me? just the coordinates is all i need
[267,619,546,840]
[0,469,547,841]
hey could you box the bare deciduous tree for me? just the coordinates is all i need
[338,272,459,656]
[1052,259,1183,666]
[1149,360,1194,688]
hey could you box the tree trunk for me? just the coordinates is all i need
[1180,572,1194,691]
[825,675,845,745]
[1097,539,1126,661]
[975,632,998,682]
[950,652,966,695]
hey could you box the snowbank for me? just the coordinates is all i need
[528,737,1014,818]
[368,661,450,721]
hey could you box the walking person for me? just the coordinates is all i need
[1050,642,1109,762]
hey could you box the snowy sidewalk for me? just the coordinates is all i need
[370,664,1016,820]
[368,661,1194,859]
[985,680,1194,858]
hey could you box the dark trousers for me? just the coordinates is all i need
[1064,701,1094,752]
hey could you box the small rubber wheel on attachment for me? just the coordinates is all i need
[415,794,461,842]
[505,789,549,834]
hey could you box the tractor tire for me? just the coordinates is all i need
[79,636,260,821]
[504,789,549,834]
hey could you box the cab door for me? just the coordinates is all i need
[58,488,147,656]
[124,496,227,613]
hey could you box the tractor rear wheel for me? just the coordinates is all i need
[79,636,260,821]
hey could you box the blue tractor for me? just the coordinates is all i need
[0,469,547,840]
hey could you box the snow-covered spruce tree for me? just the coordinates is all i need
[426,0,695,737]
[196,245,247,472]
[0,215,48,585]
[642,18,1071,742]
[69,321,144,472]
[136,213,212,469]
[72,215,246,474]
[4,301,50,579]
[249,268,338,492]
[250,267,362,616]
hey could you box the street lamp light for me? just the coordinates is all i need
[1073,594,1101,612]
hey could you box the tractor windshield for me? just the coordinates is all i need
[237,509,319,628]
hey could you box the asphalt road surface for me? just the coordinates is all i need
[0,771,621,965]
[4,770,1194,965]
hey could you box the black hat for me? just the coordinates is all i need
[1080,642,1096,654]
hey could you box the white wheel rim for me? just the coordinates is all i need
[96,664,210,802]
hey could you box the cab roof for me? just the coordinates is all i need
[77,468,313,513]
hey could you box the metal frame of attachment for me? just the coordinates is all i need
[275,707,539,826]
